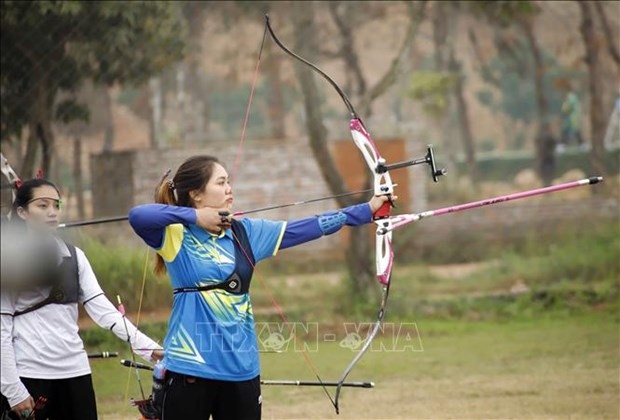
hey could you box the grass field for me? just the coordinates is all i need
[91,312,618,419]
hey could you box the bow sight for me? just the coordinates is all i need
[375,145,446,183]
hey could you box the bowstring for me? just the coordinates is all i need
[229,19,337,410]
[230,230,337,409]
[230,23,267,186]
[122,246,152,410]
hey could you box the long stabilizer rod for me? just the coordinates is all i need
[88,351,118,359]
[379,176,603,234]
[261,380,374,388]
[119,360,374,388]
[121,359,153,371]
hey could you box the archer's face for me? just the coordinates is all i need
[192,163,233,210]
[17,185,61,231]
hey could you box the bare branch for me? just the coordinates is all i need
[467,27,501,88]
[291,2,352,205]
[327,2,367,96]
[358,1,427,117]
[316,48,341,60]
[593,1,620,69]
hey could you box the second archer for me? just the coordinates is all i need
[128,154,392,419]
[0,178,163,420]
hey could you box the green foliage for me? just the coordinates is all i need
[55,100,90,124]
[70,232,172,313]
[464,0,584,150]
[454,148,620,181]
[206,78,299,140]
[75,217,619,332]
[395,211,619,265]
[464,0,539,27]
[390,220,620,321]
[82,321,168,351]
[478,137,498,152]
[475,53,583,129]
[1,0,188,140]
[208,79,270,138]
[406,71,457,118]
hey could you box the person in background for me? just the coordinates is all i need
[557,83,587,152]
[128,155,392,419]
[0,178,163,420]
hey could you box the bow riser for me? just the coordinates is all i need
[380,214,420,233]
[350,120,395,198]
[375,223,394,286]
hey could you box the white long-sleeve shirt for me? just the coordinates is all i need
[0,237,162,408]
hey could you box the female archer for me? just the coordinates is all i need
[128,154,392,419]
[0,178,163,420]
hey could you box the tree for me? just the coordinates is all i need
[288,1,425,298]
[431,2,478,182]
[578,1,609,182]
[237,1,290,139]
[1,1,187,177]
[466,0,557,184]
[516,8,556,186]
[593,1,620,74]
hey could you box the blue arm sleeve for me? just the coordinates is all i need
[128,204,197,248]
[280,203,371,249]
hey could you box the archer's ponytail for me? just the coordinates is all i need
[154,178,177,206]
[153,178,177,275]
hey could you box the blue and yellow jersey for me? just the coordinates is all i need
[129,202,372,381]
[156,218,285,381]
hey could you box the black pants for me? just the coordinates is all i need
[161,371,261,420]
[0,374,97,420]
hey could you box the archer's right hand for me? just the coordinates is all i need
[195,207,232,234]
[12,395,35,419]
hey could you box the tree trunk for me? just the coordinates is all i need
[578,1,608,181]
[184,2,210,141]
[21,127,38,180]
[26,68,55,178]
[431,3,458,183]
[291,2,375,297]
[345,227,375,298]
[449,48,478,182]
[186,61,211,143]
[327,2,367,97]
[520,17,555,186]
[176,65,187,143]
[102,86,115,152]
[264,42,286,139]
[73,134,85,219]
[593,1,620,72]
[37,122,53,178]
[149,77,163,149]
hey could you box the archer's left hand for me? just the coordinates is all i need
[369,194,396,214]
